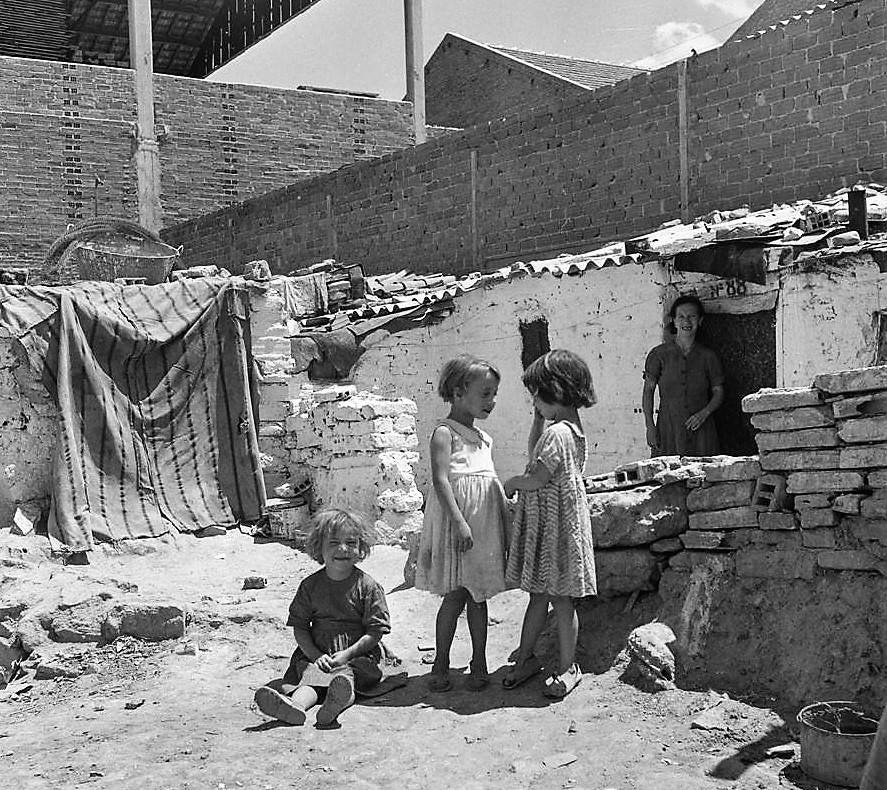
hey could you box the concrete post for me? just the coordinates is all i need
[403,0,426,144]
[128,0,163,232]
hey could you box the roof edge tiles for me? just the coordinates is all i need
[731,0,838,42]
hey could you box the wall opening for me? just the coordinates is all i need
[519,318,550,371]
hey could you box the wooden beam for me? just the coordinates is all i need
[128,0,163,232]
[403,0,426,144]
[677,59,689,223]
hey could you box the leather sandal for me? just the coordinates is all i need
[502,654,543,689]
[543,663,582,699]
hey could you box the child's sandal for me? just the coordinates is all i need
[254,685,307,726]
[316,674,355,726]
[502,654,543,689]
[543,663,582,699]
[427,671,452,692]
[465,663,489,691]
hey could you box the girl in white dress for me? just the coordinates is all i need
[416,355,510,692]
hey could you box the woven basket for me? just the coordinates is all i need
[71,235,180,285]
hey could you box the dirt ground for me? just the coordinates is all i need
[0,531,840,790]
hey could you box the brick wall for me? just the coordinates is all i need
[165,0,887,277]
[424,34,588,128]
[0,56,430,276]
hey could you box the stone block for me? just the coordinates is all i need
[832,494,865,515]
[816,550,879,571]
[751,529,802,549]
[844,517,887,545]
[102,602,186,642]
[842,444,887,468]
[751,474,787,512]
[649,537,683,553]
[801,528,837,548]
[760,449,840,471]
[868,469,887,487]
[838,416,887,444]
[786,471,864,493]
[735,548,817,579]
[376,488,423,513]
[832,393,887,419]
[750,406,834,432]
[686,480,755,512]
[588,484,688,549]
[698,456,762,482]
[613,456,681,486]
[798,508,838,529]
[741,387,822,413]
[688,506,759,531]
[680,531,732,550]
[814,366,887,395]
[794,494,831,509]
[755,428,839,451]
[667,551,735,574]
[860,494,887,519]
[594,548,658,596]
[758,512,798,530]
[258,400,292,422]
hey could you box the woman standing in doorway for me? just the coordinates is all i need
[642,295,725,457]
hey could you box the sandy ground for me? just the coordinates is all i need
[0,532,834,789]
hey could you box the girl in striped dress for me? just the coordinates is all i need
[503,350,597,699]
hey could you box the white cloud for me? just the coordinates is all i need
[632,21,721,69]
[695,0,761,17]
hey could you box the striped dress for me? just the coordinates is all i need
[506,420,597,597]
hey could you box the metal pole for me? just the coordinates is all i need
[128,0,163,232]
[403,0,426,144]
[677,59,689,224]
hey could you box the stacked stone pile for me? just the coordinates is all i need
[740,366,887,576]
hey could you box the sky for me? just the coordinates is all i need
[209,0,765,99]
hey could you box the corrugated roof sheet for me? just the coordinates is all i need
[732,0,837,41]
[490,45,645,89]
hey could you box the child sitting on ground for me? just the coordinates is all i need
[253,509,390,727]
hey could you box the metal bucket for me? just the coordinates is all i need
[73,235,180,285]
[797,701,878,787]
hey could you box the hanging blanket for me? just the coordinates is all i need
[0,279,266,551]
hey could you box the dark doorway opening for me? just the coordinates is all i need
[701,310,777,456]
[519,318,551,370]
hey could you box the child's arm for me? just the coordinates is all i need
[430,425,473,552]
[504,460,552,498]
[527,408,546,459]
[292,625,324,662]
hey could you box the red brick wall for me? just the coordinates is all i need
[165,0,886,278]
[0,56,426,274]
[424,34,588,128]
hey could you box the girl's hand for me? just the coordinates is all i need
[315,653,335,672]
[328,650,349,668]
[454,521,474,552]
[645,425,658,449]
[503,477,519,498]
[685,410,709,432]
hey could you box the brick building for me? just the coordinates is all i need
[733,0,827,37]
[424,33,644,128]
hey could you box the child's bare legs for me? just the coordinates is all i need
[254,681,318,726]
[550,595,578,673]
[431,588,469,689]
[465,597,489,686]
[515,592,550,664]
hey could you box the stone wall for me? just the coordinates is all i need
[164,0,887,275]
[0,55,436,277]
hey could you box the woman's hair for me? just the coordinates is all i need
[304,508,375,564]
[669,294,705,319]
[437,354,501,403]
[522,349,596,408]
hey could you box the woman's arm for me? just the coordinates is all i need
[642,378,658,449]
[686,383,724,431]
[430,426,473,552]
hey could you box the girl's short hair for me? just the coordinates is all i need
[669,294,705,319]
[437,354,501,403]
[522,349,596,409]
[304,508,375,564]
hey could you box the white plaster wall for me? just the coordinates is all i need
[778,256,886,387]
[350,263,668,492]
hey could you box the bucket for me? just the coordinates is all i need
[797,701,878,787]
[72,234,180,285]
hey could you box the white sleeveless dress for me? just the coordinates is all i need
[415,419,510,603]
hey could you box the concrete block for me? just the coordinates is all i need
[794,494,831,509]
[686,481,755,512]
[832,393,887,419]
[698,456,761,482]
[589,484,687,548]
[735,548,817,579]
[750,406,834,431]
[798,508,839,529]
[751,474,787,512]
[760,449,840,471]
[755,428,839,451]
[613,456,681,487]
[841,444,887,468]
[688,506,759,531]
[814,366,887,395]
[758,512,798,530]
[801,529,837,548]
[786,471,864,493]
[832,493,865,515]
[838,416,887,443]
[741,387,822,413]
[816,550,879,571]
